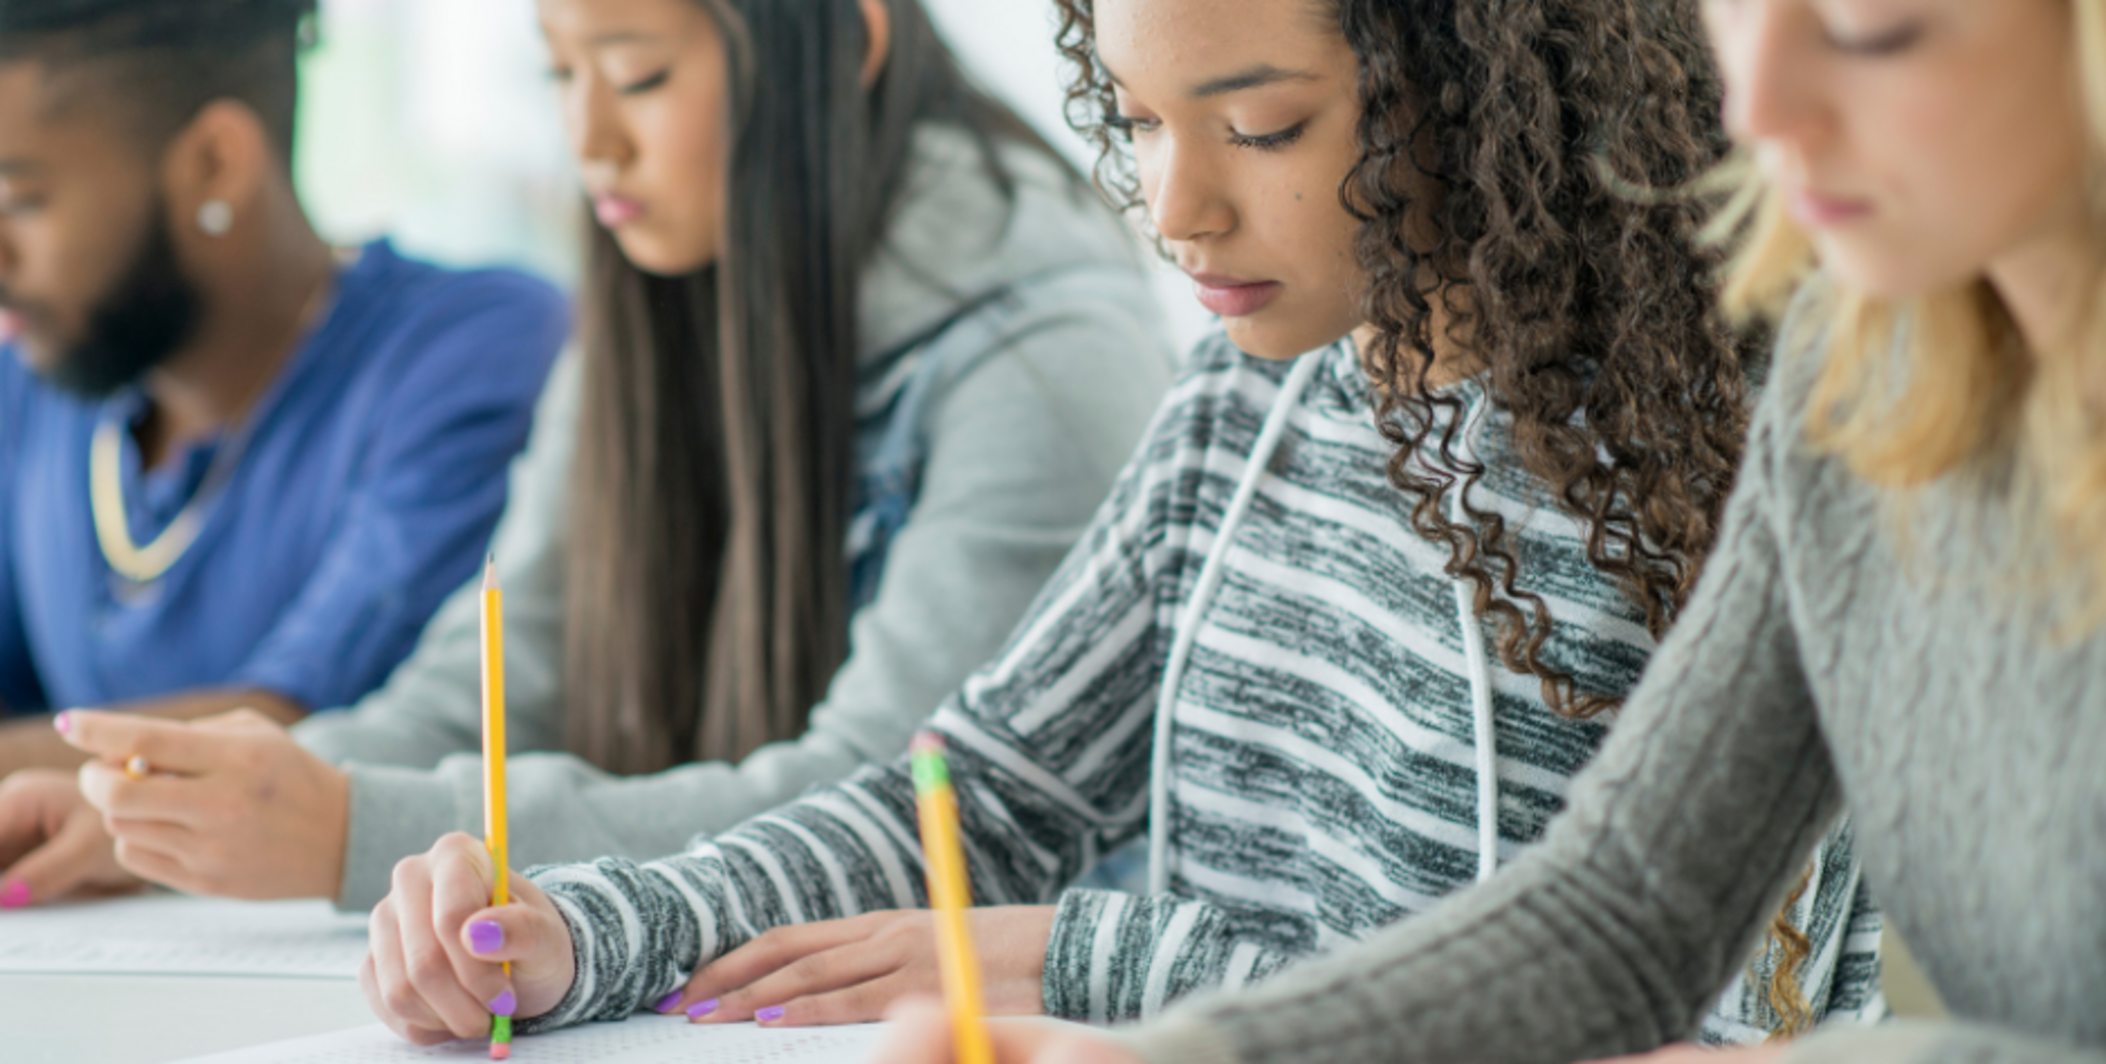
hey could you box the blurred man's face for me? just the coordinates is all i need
[0,61,200,397]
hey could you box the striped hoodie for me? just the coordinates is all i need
[522,335,1884,1039]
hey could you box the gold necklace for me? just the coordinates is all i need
[86,256,346,585]
[89,418,222,583]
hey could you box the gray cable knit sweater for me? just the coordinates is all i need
[1121,309,2106,1064]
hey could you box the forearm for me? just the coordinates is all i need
[519,852,709,1032]
[333,733,870,911]
[0,687,303,774]
[520,765,935,1030]
[521,713,1125,1031]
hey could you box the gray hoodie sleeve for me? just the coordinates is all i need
[299,306,1172,910]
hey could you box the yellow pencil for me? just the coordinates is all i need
[909,733,992,1064]
[480,555,513,1060]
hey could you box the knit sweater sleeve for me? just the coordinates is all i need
[514,387,1186,1032]
[1119,359,1849,1064]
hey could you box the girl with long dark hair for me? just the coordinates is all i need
[355,0,1887,1047]
[28,0,1173,909]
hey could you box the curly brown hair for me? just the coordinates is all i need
[1054,0,1815,1036]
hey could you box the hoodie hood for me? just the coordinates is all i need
[855,125,1143,361]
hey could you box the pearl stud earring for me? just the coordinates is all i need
[197,200,234,237]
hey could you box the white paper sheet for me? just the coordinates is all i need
[168,1019,888,1064]
[0,892,369,978]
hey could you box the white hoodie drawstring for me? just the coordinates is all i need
[1448,391,1501,885]
[1147,352,1325,895]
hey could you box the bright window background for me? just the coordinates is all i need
[293,0,1211,348]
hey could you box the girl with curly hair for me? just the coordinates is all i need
[354,0,1889,1047]
[876,1,2106,1063]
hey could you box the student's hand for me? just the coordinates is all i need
[659,905,1057,1026]
[61,708,350,900]
[0,768,147,906]
[361,832,576,1045]
[872,997,1143,1064]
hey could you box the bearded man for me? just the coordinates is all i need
[0,0,567,796]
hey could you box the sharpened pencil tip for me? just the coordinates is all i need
[483,552,496,592]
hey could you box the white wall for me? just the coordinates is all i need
[297,0,579,281]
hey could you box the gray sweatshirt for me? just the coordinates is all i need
[294,127,1175,910]
[1121,303,2106,1064]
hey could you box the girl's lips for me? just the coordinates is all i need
[1191,277,1284,318]
[593,195,646,228]
[1789,190,1873,229]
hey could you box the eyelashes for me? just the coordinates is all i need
[542,67,671,94]
[1229,122,1308,151]
[616,69,671,95]
[1826,21,1924,56]
[1104,112,1310,153]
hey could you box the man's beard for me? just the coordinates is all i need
[41,202,204,399]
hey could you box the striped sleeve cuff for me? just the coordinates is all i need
[516,858,690,1033]
[1044,889,1273,1024]
[512,888,602,1035]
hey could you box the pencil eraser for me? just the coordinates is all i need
[489,1042,511,1060]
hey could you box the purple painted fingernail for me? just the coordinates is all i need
[468,920,503,955]
[755,1005,785,1023]
[0,880,28,909]
[51,711,71,736]
[686,998,718,1019]
[487,990,517,1017]
[654,991,683,1013]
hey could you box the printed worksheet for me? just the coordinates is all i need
[168,1019,889,1064]
[0,891,369,978]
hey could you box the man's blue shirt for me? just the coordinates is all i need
[0,241,568,713]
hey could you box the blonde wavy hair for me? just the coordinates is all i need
[1706,1,2106,629]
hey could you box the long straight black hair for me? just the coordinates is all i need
[567,0,1058,774]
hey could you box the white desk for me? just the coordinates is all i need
[0,973,373,1064]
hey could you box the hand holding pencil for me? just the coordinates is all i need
[358,556,578,1048]
[357,832,576,1046]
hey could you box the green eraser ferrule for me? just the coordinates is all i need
[910,748,950,795]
